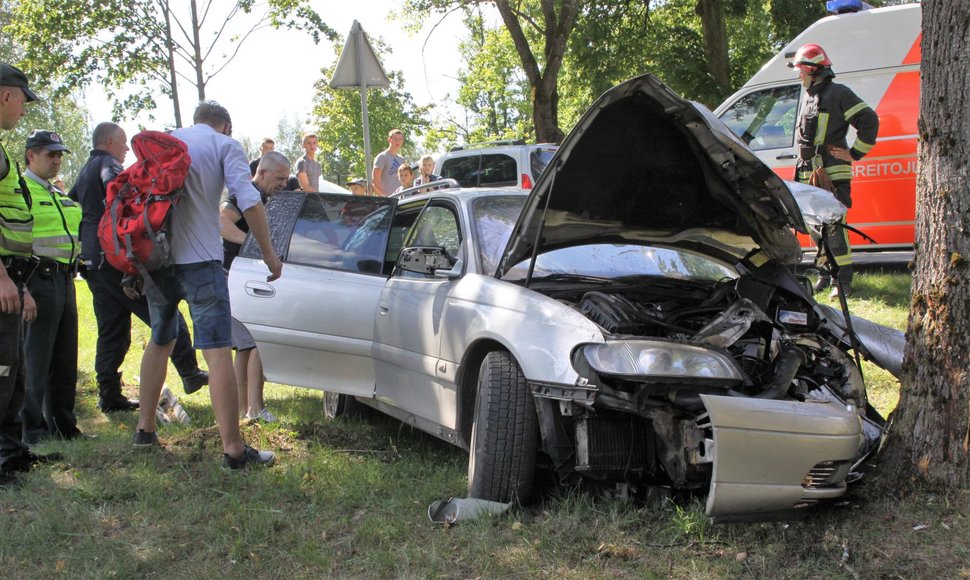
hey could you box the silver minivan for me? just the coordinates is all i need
[436,141,558,189]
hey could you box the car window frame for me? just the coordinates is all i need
[240,191,399,276]
[395,199,464,279]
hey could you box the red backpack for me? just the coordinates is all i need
[98,130,191,277]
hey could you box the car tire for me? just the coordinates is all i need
[467,350,538,504]
[323,391,368,420]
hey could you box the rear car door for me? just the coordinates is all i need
[229,192,396,396]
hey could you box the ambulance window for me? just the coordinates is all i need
[719,85,800,151]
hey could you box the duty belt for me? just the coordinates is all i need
[1,255,39,283]
[35,258,78,276]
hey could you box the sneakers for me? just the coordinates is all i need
[181,369,209,395]
[245,408,277,423]
[222,445,276,470]
[132,429,160,449]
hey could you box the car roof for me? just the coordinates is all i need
[393,186,529,206]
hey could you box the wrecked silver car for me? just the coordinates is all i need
[229,74,902,521]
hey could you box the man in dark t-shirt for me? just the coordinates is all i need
[221,151,290,269]
[219,150,290,423]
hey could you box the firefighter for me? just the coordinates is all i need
[790,43,879,299]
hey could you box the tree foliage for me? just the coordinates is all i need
[429,0,825,144]
[0,0,89,187]
[5,0,335,126]
[407,0,579,144]
[447,9,533,147]
[309,41,431,184]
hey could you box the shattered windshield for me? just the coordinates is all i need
[471,194,735,281]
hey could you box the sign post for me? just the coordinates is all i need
[330,21,390,193]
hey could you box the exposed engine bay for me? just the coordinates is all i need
[530,255,888,519]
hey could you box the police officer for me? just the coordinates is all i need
[20,130,86,443]
[791,43,879,299]
[0,63,58,483]
[70,122,208,411]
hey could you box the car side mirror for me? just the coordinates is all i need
[397,246,457,277]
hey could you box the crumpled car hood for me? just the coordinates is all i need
[498,74,807,277]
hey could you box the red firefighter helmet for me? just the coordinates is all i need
[790,43,832,72]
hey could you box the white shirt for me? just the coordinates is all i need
[170,123,261,264]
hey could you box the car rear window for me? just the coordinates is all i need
[441,153,517,187]
[530,148,556,179]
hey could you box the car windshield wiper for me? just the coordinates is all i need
[528,273,616,285]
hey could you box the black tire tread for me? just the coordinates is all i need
[468,351,538,503]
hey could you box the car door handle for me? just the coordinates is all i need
[244,281,276,298]
[378,300,389,316]
[775,154,797,160]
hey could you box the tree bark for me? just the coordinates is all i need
[190,0,206,102]
[494,0,578,144]
[695,0,731,98]
[161,0,182,127]
[882,0,970,487]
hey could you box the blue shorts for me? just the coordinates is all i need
[144,261,232,350]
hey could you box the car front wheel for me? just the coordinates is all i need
[467,350,538,503]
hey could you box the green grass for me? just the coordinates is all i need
[2,274,968,578]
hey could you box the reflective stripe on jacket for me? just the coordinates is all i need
[25,177,80,263]
[0,142,33,257]
[795,76,880,183]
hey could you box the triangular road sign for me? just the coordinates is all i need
[330,20,390,89]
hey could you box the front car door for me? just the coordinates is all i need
[372,200,463,428]
[229,192,396,396]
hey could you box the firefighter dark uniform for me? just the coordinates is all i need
[791,43,879,297]
[20,131,85,442]
[0,139,35,472]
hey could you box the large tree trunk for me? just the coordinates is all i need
[882,0,970,487]
[695,0,731,98]
[494,0,577,144]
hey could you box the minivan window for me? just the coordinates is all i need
[478,153,517,186]
[440,153,517,187]
[530,148,556,180]
[440,155,480,187]
[718,85,801,151]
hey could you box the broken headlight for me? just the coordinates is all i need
[582,340,743,384]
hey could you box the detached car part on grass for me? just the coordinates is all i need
[230,74,903,522]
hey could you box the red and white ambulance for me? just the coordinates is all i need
[715,2,920,250]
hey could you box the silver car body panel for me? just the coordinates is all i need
[228,261,383,398]
[701,394,862,518]
[372,270,604,428]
